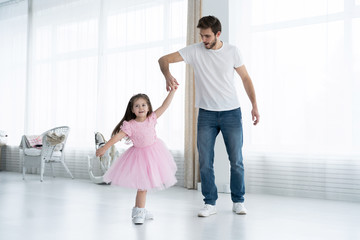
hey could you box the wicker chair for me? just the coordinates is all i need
[20,126,73,182]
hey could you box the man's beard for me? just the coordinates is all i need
[205,36,217,49]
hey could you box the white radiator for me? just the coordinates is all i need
[0,145,184,187]
[244,152,360,202]
[2,145,358,202]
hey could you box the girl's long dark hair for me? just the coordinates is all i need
[111,93,153,137]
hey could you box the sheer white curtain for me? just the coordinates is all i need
[4,0,187,153]
[0,0,27,145]
[26,0,101,150]
[97,0,186,152]
[230,0,360,157]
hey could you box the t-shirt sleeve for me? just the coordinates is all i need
[149,112,157,125]
[234,46,244,68]
[120,121,131,137]
[178,44,196,65]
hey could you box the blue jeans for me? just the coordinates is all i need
[197,108,245,205]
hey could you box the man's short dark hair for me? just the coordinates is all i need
[197,15,222,35]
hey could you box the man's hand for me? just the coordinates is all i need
[251,107,260,125]
[166,74,179,91]
[158,52,183,91]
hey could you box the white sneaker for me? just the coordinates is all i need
[233,202,247,215]
[132,207,146,224]
[198,204,217,217]
[132,207,154,221]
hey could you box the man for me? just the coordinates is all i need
[158,15,259,217]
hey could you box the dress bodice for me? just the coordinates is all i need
[121,112,157,148]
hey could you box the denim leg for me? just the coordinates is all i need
[197,108,219,205]
[220,108,245,203]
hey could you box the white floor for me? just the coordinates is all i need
[0,172,359,240]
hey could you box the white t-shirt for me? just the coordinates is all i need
[178,42,244,111]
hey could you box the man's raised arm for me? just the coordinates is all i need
[158,51,184,91]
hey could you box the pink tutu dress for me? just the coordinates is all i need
[103,112,177,190]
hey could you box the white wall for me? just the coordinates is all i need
[202,0,231,193]
[202,0,229,42]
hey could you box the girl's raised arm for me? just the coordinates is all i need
[96,130,127,157]
[155,88,177,119]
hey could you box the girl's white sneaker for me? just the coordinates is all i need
[132,208,146,224]
[132,207,154,224]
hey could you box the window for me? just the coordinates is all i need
[18,0,187,152]
[0,0,27,144]
[230,0,360,156]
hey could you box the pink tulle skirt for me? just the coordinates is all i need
[103,139,177,190]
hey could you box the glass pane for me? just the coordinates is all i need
[56,20,98,54]
[0,1,27,144]
[352,18,360,147]
[251,0,344,25]
[170,0,187,38]
[145,5,164,42]
[248,20,350,152]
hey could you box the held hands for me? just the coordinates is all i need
[166,74,179,91]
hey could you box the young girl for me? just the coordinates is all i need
[96,88,177,225]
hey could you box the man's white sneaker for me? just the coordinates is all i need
[132,207,154,220]
[198,204,217,217]
[132,207,146,224]
[233,202,247,215]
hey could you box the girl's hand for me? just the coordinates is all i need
[96,147,106,157]
[171,84,178,91]
[95,131,125,157]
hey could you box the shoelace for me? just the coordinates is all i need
[204,205,213,210]
[133,209,146,218]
